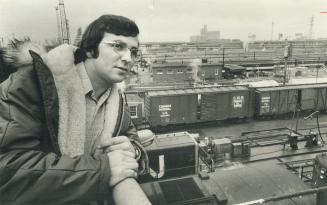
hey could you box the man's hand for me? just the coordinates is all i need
[96,136,139,186]
[108,150,139,187]
[99,136,136,154]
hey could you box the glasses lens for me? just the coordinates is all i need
[113,43,125,52]
[108,41,141,61]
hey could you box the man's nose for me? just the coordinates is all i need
[121,49,132,63]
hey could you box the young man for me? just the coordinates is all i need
[0,15,149,204]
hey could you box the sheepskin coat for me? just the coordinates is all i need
[0,45,142,204]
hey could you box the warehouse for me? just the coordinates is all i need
[152,62,223,83]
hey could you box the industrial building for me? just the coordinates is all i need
[190,25,220,42]
[151,62,222,83]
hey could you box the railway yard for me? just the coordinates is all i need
[3,26,327,205]
[3,1,327,205]
[139,113,327,205]
[129,40,327,205]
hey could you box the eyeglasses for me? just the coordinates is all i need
[104,41,142,61]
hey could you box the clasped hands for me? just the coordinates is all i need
[95,136,138,187]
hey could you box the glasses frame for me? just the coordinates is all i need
[103,40,142,62]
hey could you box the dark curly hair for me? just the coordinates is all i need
[74,15,139,64]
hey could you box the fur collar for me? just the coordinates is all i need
[42,44,125,91]
[41,44,124,157]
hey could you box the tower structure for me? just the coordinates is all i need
[55,6,61,44]
[309,16,314,39]
[56,0,70,44]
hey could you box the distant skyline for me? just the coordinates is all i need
[1,0,327,43]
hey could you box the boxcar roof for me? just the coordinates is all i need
[256,83,327,92]
[147,86,249,96]
[152,62,188,68]
[152,63,223,69]
[125,93,144,103]
[224,64,246,71]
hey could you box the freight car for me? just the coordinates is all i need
[144,86,254,128]
[255,83,327,118]
[300,83,327,111]
[255,86,299,117]
[125,83,327,129]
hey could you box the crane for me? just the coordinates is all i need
[56,0,70,44]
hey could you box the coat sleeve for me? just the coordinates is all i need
[0,68,111,205]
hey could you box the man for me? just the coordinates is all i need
[0,15,149,204]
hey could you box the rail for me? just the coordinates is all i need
[169,195,219,205]
[234,186,327,205]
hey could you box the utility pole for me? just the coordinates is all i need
[271,21,274,41]
[283,43,291,85]
[222,47,225,69]
[309,16,314,39]
[284,59,287,85]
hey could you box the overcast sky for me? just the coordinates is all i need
[1,0,327,43]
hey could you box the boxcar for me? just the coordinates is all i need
[255,86,299,117]
[145,89,199,127]
[200,86,253,121]
[299,83,327,112]
[145,86,253,127]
